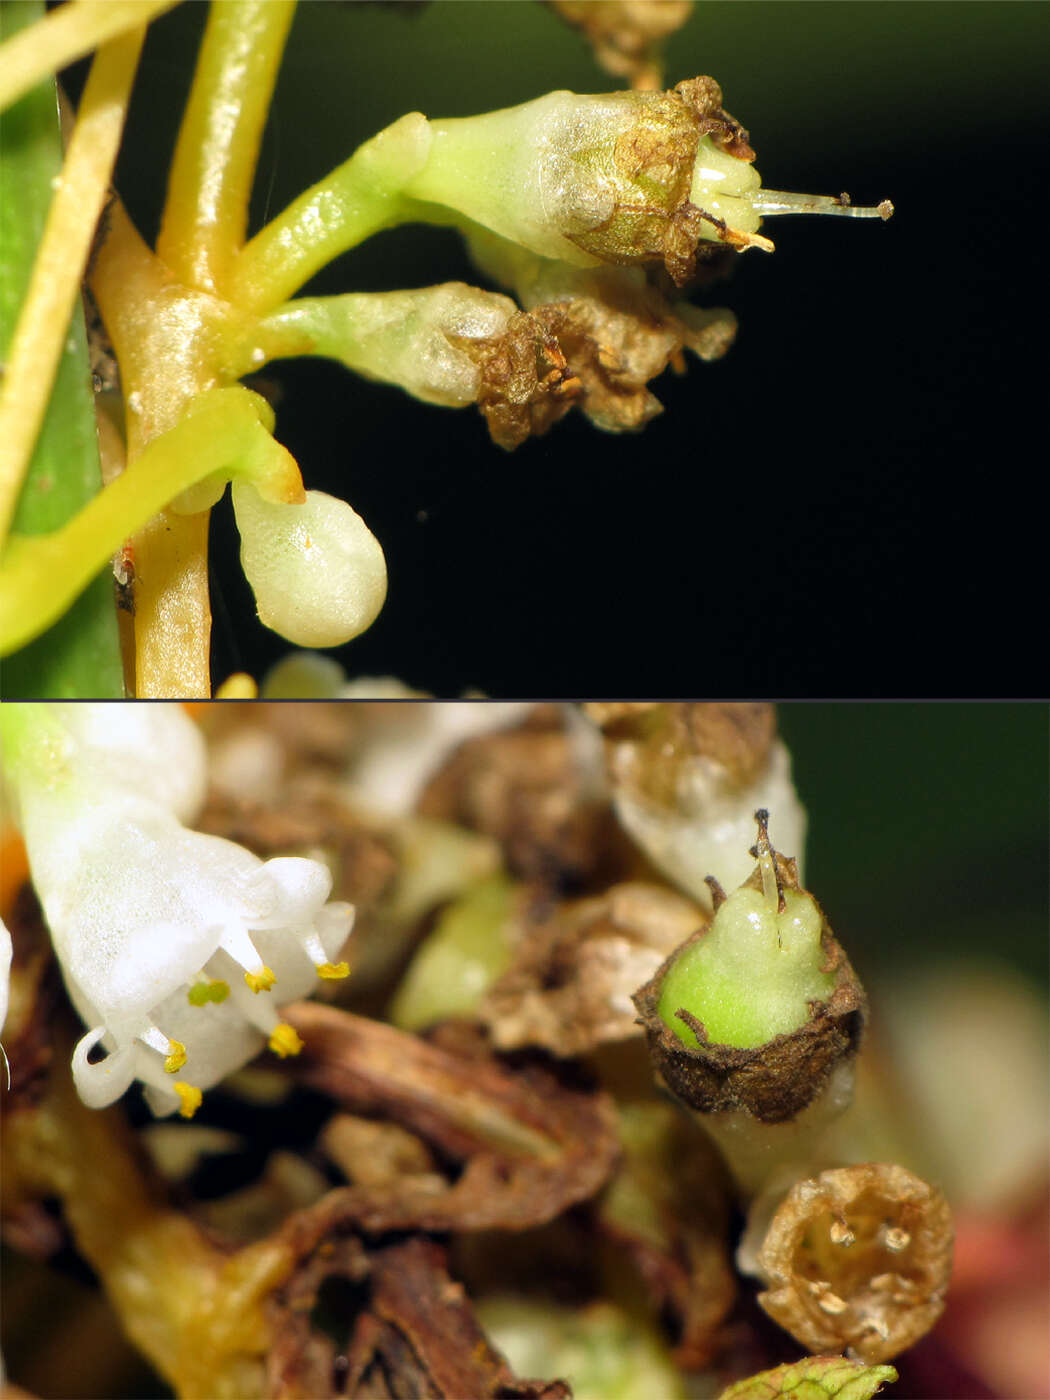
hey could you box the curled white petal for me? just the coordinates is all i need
[243,857,333,927]
[72,1028,139,1109]
[233,483,387,648]
[0,915,11,1037]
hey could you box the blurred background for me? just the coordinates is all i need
[97,1,1048,697]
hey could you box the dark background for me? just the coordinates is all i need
[103,2,1047,696]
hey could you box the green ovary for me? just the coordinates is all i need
[689,136,762,236]
[657,887,834,1049]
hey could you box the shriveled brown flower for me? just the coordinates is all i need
[546,0,694,90]
[458,244,737,446]
[459,308,583,449]
[587,701,776,802]
[480,882,707,1056]
[417,704,628,891]
[754,1163,954,1363]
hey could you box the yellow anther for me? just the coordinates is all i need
[268,1023,304,1058]
[174,1083,202,1119]
[244,966,276,993]
[214,672,258,699]
[317,960,350,980]
[163,1040,187,1074]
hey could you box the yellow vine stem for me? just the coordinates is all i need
[2,1028,298,1399]
[88,0,297,696]
[157,0,297,294]
[0,388,304,658]
[0,0,176,114]
[0,21,146,547]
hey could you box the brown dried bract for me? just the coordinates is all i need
[1,884,62,1111]
[456,309,582,450]
[418,705,627,891]
[283,1002,620,1233]
[348,1237,570,1399]
[267,1230,569,1399]
[632,856,866,1124]
[480,882,707,1056]
[546,0,693,90]
[198,784,397,917]
[754,1163,954,1363]
[459,265,736,445]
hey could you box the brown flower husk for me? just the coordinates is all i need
[754,1163,954,1363]
[479,882,707,1056]
[546,0,694,90]
[562,78,755,284]
[418,704,631,892]
[585,701,776,803]
[267,1232,569,1400]
[632,856,866,1124]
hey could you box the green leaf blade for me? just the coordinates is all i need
[1,0,123,697]
[718,1355,898,1400]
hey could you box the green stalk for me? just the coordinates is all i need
[229,111,432,313]
[0,388,301,658]
[156,0,296,294]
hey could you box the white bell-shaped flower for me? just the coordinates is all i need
[232,483,387,648]
[1,704,354,1118]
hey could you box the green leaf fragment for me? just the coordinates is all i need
[718,1355,898,1400]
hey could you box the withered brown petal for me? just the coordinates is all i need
[418,704,627,890]
[284,1003,620,1232]
[350,1237,571,1399]
[480,882,707,1056]
[546,1,693,89]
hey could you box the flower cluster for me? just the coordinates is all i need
[0,704,353,1116]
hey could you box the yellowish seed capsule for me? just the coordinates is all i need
[268,1023,305,1058]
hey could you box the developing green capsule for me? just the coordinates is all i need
[633,811,866,1124]
[656,814,835,1050]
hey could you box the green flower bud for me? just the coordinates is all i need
[405,77,891,287]
[633,811,865,1124]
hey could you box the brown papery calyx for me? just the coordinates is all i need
[754,1163,954,1362]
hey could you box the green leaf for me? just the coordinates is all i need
[718,1354,898,1400]
[0,0,123,697]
